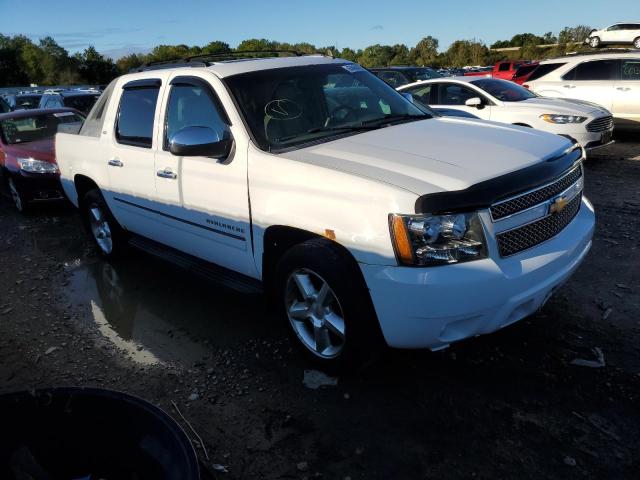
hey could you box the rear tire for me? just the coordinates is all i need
[81,189,128,258]
[589,36,600,48]
[275,238,384,371]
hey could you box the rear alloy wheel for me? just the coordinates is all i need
[589,36,600,48]
[634,37,640,49]
[285,268,346,359]
[8,178,26,213]
[82,189,127,258]
[88,203,114,255]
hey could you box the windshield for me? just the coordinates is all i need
[411,68,442,81]
[225,63,429,151]
[14,95,42,109]
[0,111,85,145]
[64,94,100,114]
[471,78,537,102]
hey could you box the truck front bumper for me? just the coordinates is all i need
[360,197,595,350]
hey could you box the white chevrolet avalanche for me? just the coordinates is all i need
[55,54,595,368]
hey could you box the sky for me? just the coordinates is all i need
[1,0,638,59]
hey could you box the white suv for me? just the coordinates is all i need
[525,52,640,129]
[55,53,595,367]
[585,23,640,49]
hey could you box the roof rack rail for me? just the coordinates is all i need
[131,50,307,73]
[547,47,639,60]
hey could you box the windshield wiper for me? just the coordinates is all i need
[274,124,378,144]
[359,113,427,127]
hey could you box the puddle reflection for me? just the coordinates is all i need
[65,255,277,366]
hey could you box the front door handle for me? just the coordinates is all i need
[616,87,631,91]
[157,168,177,179]
[563,84,576,89]
[108,159,123,167]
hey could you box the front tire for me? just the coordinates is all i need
[275,238,384,370]
[589,36,601,48]
[8,177,27,213]
[81,189,128,258]
[634,37,640,49]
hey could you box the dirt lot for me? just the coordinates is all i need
[1,138,639,479]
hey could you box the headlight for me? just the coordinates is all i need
[390,212,487,266]
[540,114,587,124]
[16,157,58,174]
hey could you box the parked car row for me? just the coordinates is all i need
[1,88,101,114]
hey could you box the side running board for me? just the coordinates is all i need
[129,235,263,295]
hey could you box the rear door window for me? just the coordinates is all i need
[498,63,510,71]
[621,59,640,80]
[563,60,620,81]
[116,82,160,148]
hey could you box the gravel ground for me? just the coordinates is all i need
[0,138,639,479]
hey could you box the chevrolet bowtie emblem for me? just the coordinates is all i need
[550,196,568,214]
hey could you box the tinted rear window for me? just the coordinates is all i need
[528,63,566,81]
[116,87,160,148]
[563,60,620,81]
[513,64,538,78]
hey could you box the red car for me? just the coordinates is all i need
[0,108,84,212]
[464,61,538,82]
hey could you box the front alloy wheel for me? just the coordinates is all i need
[589,37,600,48]
[634,37,640,49]
[88,203,113,255]
[285,268,346,359]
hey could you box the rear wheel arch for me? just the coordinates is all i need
[74,174,100,207]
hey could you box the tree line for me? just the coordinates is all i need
[0,25,593,87]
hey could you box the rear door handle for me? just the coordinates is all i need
[616,87,631,91]
[157,168,177,179]
[563,84,576,89]
[108,159,123,167]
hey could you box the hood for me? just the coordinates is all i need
[518,97,609,115]
[280,117,573,195]
[3,138,56,164]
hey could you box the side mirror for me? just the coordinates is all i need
[401,92,414,103]
[169,126,233,158]
[465,97,482,108]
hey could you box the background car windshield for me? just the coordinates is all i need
[65,95,100,114]
[15,95,41,109]
[471,78,536,101]
[412,68,442,80]
[0,112,84,144]
[225,63,428,150]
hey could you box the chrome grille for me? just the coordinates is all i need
[586,116,613,133]
[496,193,582,257]
[490,165,582,220]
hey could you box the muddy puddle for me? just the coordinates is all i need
[62,253,280,366]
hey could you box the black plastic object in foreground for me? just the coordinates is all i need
[0,387,199,480]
